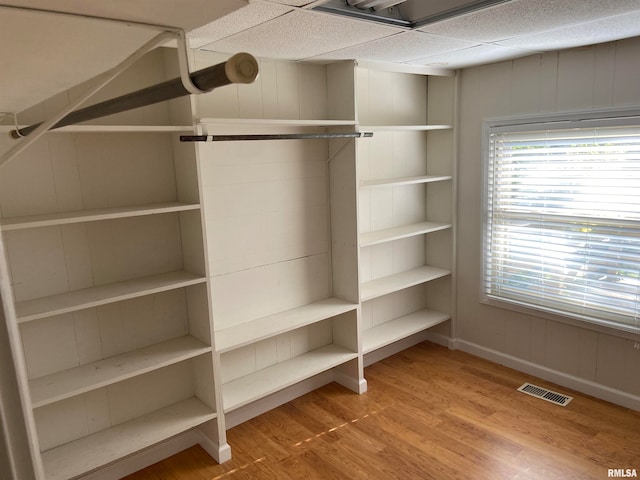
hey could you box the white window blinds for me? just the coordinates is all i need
[484,123,640,333]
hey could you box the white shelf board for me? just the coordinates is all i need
[363,309,450,354]
[30,336,211,408]
[215,298,357,353]
[360,221,451,247]
[360,266,451,302]
[0,125,195,134]
[199,118,357,127]
[53,125,193,133]
[359,175,452,188]
[358,125,452,132]
[41,397,216,480]
[16,271,206,323]
[0,202,200,231]
[223,344,357,412]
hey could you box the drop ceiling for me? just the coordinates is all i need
[2,0,640,115]
[191,0,640,68]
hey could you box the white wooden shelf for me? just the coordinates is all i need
[215,298,357,353]
[358,125,452,132]
[360,266,451,302]
[0,125,195,134]
[16,271,206,323]
[362,309,450,354]
[30,336,211,408]
[360,221,451,247]
[55,125,193,133]
[223,344,357,412]
[359,175,452,188]
[41,397,216,480]
[199,118,357,127]
[0,202,200,231]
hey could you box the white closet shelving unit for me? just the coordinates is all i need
[0,48,226,480]
[191,51,365,423]
[0,46,457,479]
[355,63,457,359]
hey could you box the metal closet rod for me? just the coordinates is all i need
[10,52,259,138]
[180,132,374,142]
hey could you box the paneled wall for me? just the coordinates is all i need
[456,37,640,404]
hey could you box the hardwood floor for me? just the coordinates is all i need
[124,342,640,480]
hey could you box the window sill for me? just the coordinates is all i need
[480,296,640,342]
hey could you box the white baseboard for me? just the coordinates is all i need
[196,430,231,464]
[78,430,199,480]
[334,371,368,394]
[456,339,640,412]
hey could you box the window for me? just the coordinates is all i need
[483,112,640,334]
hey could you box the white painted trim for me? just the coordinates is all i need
[0,223,44,479]
[449,71,460,342]
[77,430,199,480]
[334,371,368,394]
[196,430,231,464]
[456,340,640,412]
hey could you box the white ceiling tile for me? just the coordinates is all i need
[199,9,401,60]
[0,0,248,31]
[497,11,640,51]
[188,2,293,48]
[418,0,640,43]
[409,43,536,69]
[307,30,478,63]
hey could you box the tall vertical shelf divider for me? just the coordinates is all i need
[0,48,228,480]
[354,62,457,362]
[191,52,366,426]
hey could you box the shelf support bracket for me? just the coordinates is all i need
[175,30,208,95]
[0,31,174,171]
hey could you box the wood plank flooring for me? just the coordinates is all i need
[124,342,640,480]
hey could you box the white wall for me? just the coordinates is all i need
[456,37,640,406]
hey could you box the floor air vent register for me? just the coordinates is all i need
[517,383,573,406]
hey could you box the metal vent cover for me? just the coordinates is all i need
[518,383,573,407]
[313,0,510,28]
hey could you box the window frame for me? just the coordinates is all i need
[481,108,640,339]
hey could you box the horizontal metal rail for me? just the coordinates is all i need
[180,132,374,142]
[10,53,259,138]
